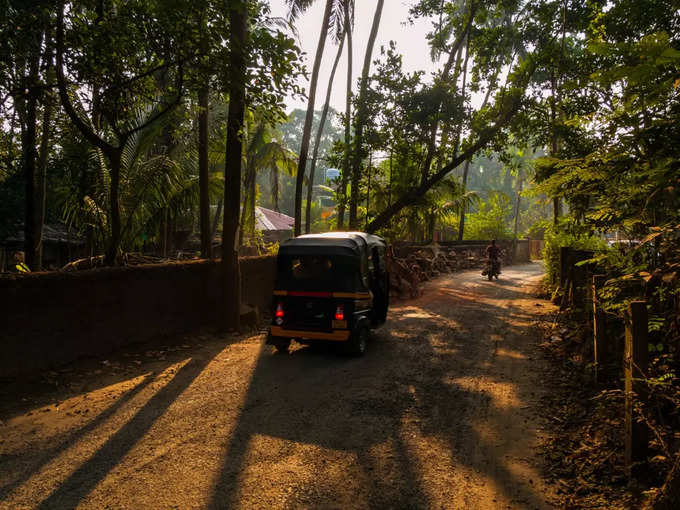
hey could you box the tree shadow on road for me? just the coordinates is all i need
[30,345,224,510]
[0,372,154,498]
[208,268,552,509]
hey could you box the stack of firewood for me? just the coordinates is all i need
[61,252,170,271]
[387,244,504,298]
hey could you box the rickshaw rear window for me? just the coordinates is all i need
[276,254,362,291]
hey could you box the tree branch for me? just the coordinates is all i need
[100,60,180,99]
[55,1,116,156]
[119,63,184,140]
[367,57,536,233]
[441,0,478,78]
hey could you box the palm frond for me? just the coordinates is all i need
[285,0,316,23]
[120,104,168,171]
[330,0,353,43]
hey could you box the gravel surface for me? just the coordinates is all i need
[0,262,555,509]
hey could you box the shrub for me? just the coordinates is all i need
[543,218,607,289]
[464,193,514,240]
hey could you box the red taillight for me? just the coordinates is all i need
[334,305,344,321]
[275,303,284,318]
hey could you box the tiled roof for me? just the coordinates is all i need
[3,223,84,245]
[255,207,294,231]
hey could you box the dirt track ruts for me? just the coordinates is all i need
[0,262,556,509]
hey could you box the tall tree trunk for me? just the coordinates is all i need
[550,70,561,225]
[270,167,281,212]
[514,168,523,237]
[249,166,256,243]
[36,90,53,269]
[105,152,122,265]
[418,3,476,186]
[453,34,471,151]
[365,152,372,230]
[348,0,384,229]
[388,148,393,207]
[337,0,353,230]
[20,43,41,271]
[198,86,212,258]
[306,32,345,233]
[223,0,247,331]
[457,160,470,240]
[551,80,561,225]
[240,161,256,246]
[21,92,37,270]
[294,0,333,236]
[211,198,223,241]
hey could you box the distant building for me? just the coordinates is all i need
[324,168,340,181]
[255,207,295,243]
[1,223,85,271]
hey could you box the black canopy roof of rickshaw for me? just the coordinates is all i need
[278,232,386,257]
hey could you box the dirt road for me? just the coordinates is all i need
[1,262,555,509]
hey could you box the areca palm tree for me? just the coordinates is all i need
[287,0,351,236]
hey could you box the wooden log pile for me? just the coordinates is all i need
[61,252,170,271]
[387,243,507,299]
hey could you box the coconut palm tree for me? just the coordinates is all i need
[348,0,384,229]
[59,107,222,255]
[406,177,477,241]
[240,119,297,246]
[287,0,351,236]
[335,0,354,230]
[305,28,346,233]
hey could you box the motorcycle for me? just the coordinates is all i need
[482,258,500,281]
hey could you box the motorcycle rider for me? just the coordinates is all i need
[485,239,501,276]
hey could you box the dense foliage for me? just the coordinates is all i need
[522,0,680,499]
[0,0,304,268]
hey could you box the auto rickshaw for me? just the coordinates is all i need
[266,232,389,355]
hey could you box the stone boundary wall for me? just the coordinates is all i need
[0,241,531,379]
[0,256,276,379]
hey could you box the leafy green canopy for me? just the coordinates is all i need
[0,0,305,261]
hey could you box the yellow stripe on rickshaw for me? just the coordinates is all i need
[270,326,350,341]
[332,292,371,299]
[273,290,371,299]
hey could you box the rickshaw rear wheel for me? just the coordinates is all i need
[272,338,290,354]
[347,326,369,356]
